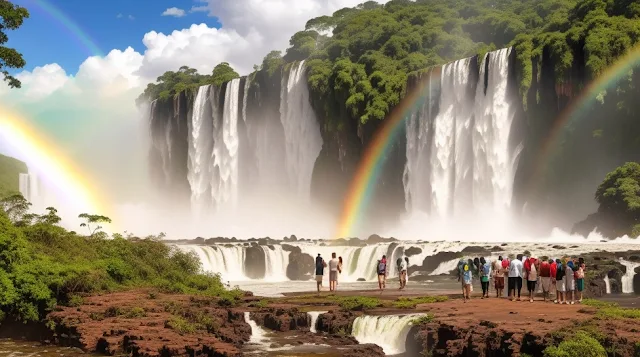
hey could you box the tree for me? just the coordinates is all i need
[38,207,61,225]
[0,1,29,88]
[0,194,31,223]
[78,213,111,237]
[210,62,239,86]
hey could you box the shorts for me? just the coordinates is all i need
[378,274,386,284]
[576,278,584,292]
[399,270,407,282]
[494,277,505,289]
[527,280,537,292]
[540,277,551,292]
[565,279,575,291]
[329,271,338,282]
[316,275,323,283]
[556,279,566,292]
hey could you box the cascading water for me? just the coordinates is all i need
[472,48,522,216]
[19,171,41,209]
[351,314,423,355]
[603,274,611,294]
[211,79,241,210]
[261,245,290,282]
[307,311,327,333]
[179,244,248,282]
[244,312,268,344]
[619,258,640,293]
[279,60,323,203]
[187,85,213,214]
[402,48,523,231]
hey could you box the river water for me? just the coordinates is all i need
[0,339,86,357]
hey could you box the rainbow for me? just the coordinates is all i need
[0,110,112,226]
[530,44,640,187]
[335,68,441,238]
[29,0,103,57]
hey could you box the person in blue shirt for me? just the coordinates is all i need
[462,261,473,302]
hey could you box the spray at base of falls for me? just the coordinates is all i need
[619,258,640,294]
[307,311,327,333]
[351,314,424,355]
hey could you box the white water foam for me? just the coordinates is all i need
[351,314,423,355]
[619,258,640,294]
[307,311,327,333]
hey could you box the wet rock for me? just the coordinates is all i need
[405,247,422,256]
[366,234,396,244]
[461,246,491,255]
[251,308,309,332]
[245,245,266,279]
[316,311,358,334]
[286,249,314,281]
[409,251,460,276]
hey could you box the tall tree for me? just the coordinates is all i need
[0,1,29,88]
[210,62,239,86]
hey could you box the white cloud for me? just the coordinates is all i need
[162,7,186,17]
[128,15,135,20]
[116,13,123,18]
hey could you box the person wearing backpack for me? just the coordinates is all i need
[376,255,388,291]
[554,259,566,304]
[480,257,491,298]
[462,261,473,302]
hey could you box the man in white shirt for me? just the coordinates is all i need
[508,254,524,301]
[398,256,408,290]
[328,252,339,291]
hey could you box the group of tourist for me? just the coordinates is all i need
[314,253,410,292]
[458,254,586,304]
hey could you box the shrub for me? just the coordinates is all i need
[335,296,381,311]
[393,296,448,309]
[543,331,607,357]
[166,316,196,334]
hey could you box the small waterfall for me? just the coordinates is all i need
[351,314,423,355]
[619,258,640,293]
[307,311,327,333]
[19,171,41,208]
[603,274,611,294]
[261,245,290,282]
[430,258,460,276]
[244,312,268,344]
[187,85,213,213]
[211,79,240,210]
[279,60,323,203]
[178,245,248,281]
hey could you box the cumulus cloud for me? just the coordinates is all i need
[162,7,186,17]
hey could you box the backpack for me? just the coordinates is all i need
[482,263,491,276]
[378,261,386,274]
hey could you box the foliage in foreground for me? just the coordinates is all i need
[543,331,606,357]
[0,197,241,324]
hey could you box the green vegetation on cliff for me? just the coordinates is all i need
[0,154,27,198]
[574,162,640,238]
[0,195,241,324]
[139,0,640,124]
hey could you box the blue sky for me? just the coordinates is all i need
[7,0,221,73]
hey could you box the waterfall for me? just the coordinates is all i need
[472,48,522,215]
[178,244,248,282]
[603,274,611,294]
[279,61,323,203]
[429,258,460,276]
[351,314,423,355]
[261,245,290,282]
[244,312,268,344]
[307,311,327,333]
[19,172,41,208]
[187,85,213,213]
[619,259,640,293]
[211,78,240,210]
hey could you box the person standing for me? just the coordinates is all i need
[457,259,467,298]
[539,258,552,302]
[550,258,558,303]
[329,253,339,292]
[575,262,585,302]
[315,254,327,293]
[376,255,388,291]
[493,256,505,298]
[565,259,576,305]
[463,261,473,302]
[397,256,408,290]
[480,257,491,298]
[555,259,566,304]
[526,257,539,302]
[508,255,524,301]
